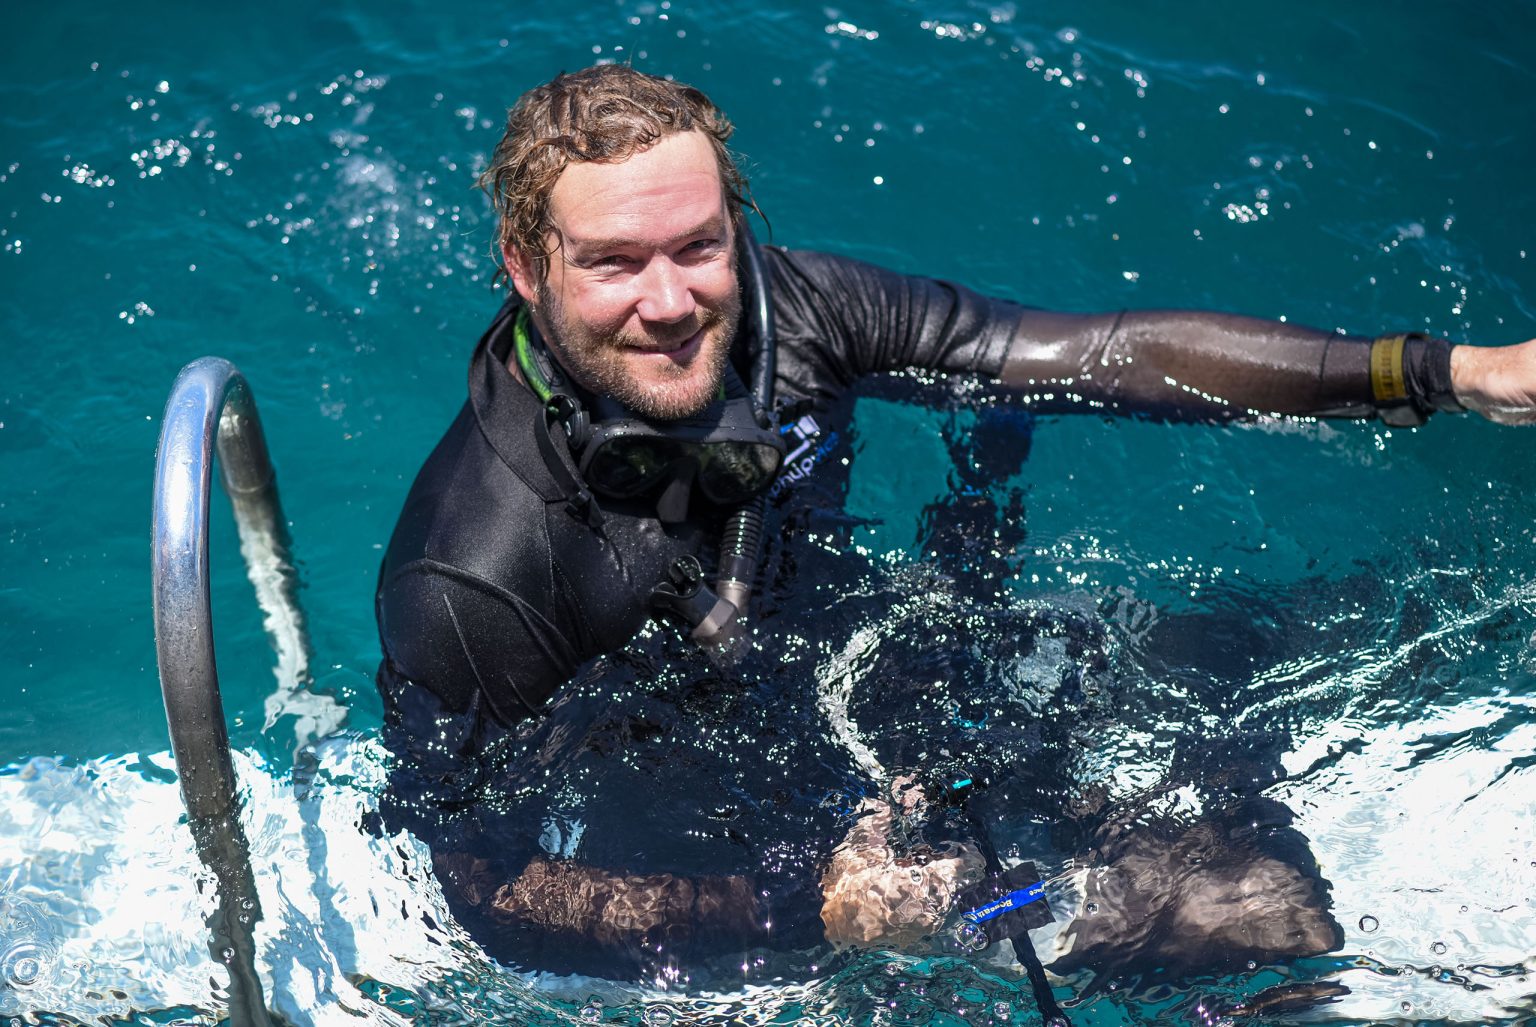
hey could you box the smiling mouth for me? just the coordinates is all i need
[626,326,706,358]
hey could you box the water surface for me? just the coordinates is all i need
[2,1,1534,1023]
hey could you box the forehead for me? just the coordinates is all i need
[547,130,727,246]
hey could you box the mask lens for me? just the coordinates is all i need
[585,435,687,496]
[696,442,783,503]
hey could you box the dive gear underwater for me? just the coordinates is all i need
[927,768,1065,1023]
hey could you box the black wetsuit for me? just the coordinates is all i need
[376,246,1455,723]
[374,245,1457,977]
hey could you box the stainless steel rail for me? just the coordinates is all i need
[152,356,302,818]
[152,356,290,1026]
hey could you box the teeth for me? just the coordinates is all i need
[635,329,700,353]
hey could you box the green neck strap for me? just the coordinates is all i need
[513,306,557,404]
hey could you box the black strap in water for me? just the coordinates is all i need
[958,806,1067,1025]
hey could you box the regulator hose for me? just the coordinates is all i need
[693,223,776,645]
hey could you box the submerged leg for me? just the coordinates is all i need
[435,850,768,977]
[1041,584,1353,980]
[1045,795,1343,978]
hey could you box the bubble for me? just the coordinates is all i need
[1047,1017,1070,1027]
[954,922,989,952]
[643,1008,675,1026]
[7,956,40,987]
[1431,941,1447,955]
[3,943,46,989]
[579,1007,601,1022]
[1358,915,1379,933]
[993,1001,1010,1017]
[1400,1001,1413,1013]
[1246,960,1257,970]
[1085,901,1099,915]
[884,962,902,975]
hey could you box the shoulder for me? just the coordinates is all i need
[760,246,908,385]
[763,244,993,338]
[761,243,1035,393]
[763,245,901,304]
[383,404,552,583]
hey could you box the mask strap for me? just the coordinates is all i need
[532,406,603,526]
[513,307,562,403]
[516,307,594,450]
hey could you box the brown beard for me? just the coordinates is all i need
[533,284,741,420]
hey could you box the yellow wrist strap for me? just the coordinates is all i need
[1370,334,1410,403]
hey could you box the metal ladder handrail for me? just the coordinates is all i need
[152,356,290,1026]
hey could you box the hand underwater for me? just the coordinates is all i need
[819,787,986,950]
[1452,338,1536,424]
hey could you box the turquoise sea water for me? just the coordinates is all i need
[3,0,1535,1023]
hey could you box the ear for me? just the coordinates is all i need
[503,244,539,306]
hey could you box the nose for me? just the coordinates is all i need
[634,257,697,324]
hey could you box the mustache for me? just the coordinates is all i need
[610,307,728,351]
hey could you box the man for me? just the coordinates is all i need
[375,64,1536,983]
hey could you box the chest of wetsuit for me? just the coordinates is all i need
[375,247,1023,727]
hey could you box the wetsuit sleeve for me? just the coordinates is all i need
[767,248,1460,424]
[998,310,1461,424]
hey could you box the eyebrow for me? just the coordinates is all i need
[558,215,730,260]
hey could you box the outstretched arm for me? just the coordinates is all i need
[820,779,986,950]
[767,249,1536,426]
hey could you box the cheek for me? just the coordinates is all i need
[559,282,635,333]
[695,263,740,309]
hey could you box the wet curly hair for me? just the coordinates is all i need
[479,64,752,284]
